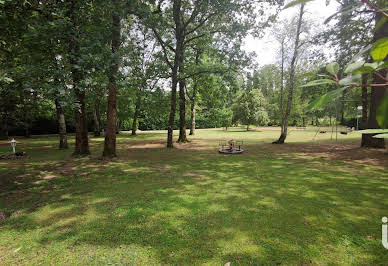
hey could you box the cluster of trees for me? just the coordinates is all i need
[0,0,386,156]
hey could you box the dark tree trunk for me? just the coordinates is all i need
[103,5,121,157]
[340,90,345,125]
[167,70,178,148]
[361,73,369,145]
[246,124,249,131]
[132,93,141,136]
[0,119,8,140]
[177,78,188,142]
[93,103,101,137]
[189,98,196,135]
[55,98,68,149]
[274,4,304,144]
[73,89,89,155]
[362,11,387,148]
[167,0,183,148]
[68,0,89,156]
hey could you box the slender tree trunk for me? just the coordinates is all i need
[189,98,196,135]
[177,78,188,142]
[362,11,387,148]
[93,103,101,137]
[132,93,141,136]
[274,4,304,144]
[55,98,68,149]
[103,4,121,157]
[0,117,8,140]
[279,40,285,126]
[340,90,345,124]
[167,0,183,148]
[68,0,89,155]
[361,73,369,146]
[189,49,200,136]
[247,124,249,131]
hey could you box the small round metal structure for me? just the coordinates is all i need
[219,148,244,154]
[218,140,244,154]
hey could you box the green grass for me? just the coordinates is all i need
[1,127,387,265]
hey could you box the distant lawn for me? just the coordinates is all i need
[1,127,387,265]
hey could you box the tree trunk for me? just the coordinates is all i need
[340,90,345,124]
[274,4,304,144]
[67,1,89,156]
[189,49,200,136]
[93,103,101,137]
[279,39,285,125]
[247,124,249,131]
[167,0,183,148]
[361,73,369,145]
[132,93,141,136]
[55,98,68,149]
[362,10,387,148]
[189,98,196,135]
[0,120,8,140]
[103,5,121,157]
[177,78,188,142]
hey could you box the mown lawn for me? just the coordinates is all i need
[0,128,387,265]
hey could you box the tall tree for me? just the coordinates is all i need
[103,0,122,157]
[274,3,305,144]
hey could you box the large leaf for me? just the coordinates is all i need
[307,87,347,110]
[326,62,339,76]
[354,129,388,134]
[377,93,388,128]
[351,44,372,62]
[299,79,336,88]
[371,37,388,62]
[324,2,361,24]
[344,61,364,74]
[338,74,361,86]
[283,0,314,9]
[375,17,387,33]
[373,133,388,138]
[354,63,380,74]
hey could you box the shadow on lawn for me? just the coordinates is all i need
[1,144,388,264]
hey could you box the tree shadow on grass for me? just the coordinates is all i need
[1,144,388,264]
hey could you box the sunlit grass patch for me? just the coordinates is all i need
[0,128,387,264]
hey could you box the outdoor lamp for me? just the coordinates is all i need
[10,138,16,153]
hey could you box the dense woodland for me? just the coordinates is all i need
[0,0,387,156]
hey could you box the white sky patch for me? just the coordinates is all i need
[243,0,339,66]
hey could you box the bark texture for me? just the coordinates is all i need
[93,103,101,137]
[103,4,121,157]
[361,73,369,146]
[274,4,305,144]
[362,10,387,148]
[177,78,188,142]
[132,93,141,136]
[55,98,68,149]
[189,49,201,136]
[68,0,89,155]
[166,0,183,148]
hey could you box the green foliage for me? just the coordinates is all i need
[376,94,388,129]
[232,89,269,128]
[370,37,388,62]
[283,0,313,9]
[307,87,346,110]
[299,79,336,88]
[326,62,339,76]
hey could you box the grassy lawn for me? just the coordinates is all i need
[1,127,387,265]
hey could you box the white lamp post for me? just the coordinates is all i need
[10,138,16,154]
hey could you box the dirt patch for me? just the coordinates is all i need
[258,142,388,168]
